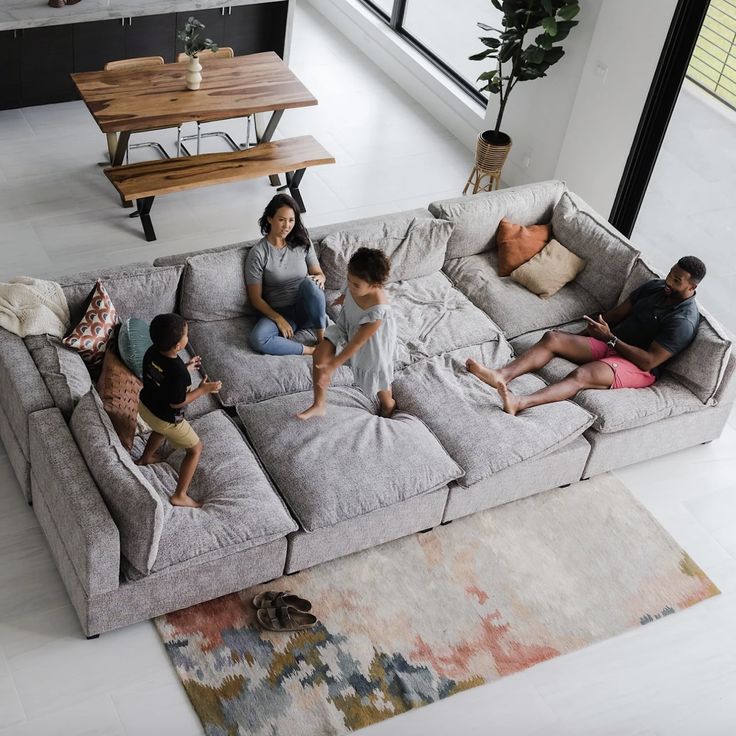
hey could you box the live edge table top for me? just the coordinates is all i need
[71,52,318,134]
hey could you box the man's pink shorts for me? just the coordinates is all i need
[588,338,656,389]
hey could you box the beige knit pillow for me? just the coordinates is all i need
[510,239,586,298]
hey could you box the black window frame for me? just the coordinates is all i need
[357,0,488,107]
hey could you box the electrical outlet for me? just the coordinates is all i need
[522,152,532,169]
[594,61,608,83]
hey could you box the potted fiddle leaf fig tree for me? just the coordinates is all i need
[464,0,580,193]
[177,16,219,91]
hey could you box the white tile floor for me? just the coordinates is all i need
[1,2,736,734]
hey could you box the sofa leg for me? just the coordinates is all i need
[440,520,453,526]
[702,440,713,445]
[27,499,33,507]
[285,570,300,576]
[418,527,434,534]
[560,483,571,488]
[86,634,100,640]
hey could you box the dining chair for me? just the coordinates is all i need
[103,56,171,164]
[175,47,253,155]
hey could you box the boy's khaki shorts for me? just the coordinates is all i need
[138,402,200,450]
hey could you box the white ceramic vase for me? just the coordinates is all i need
[186,55,202,91]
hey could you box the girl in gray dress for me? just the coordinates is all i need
[297,248,397,419]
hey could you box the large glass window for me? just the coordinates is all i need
[403,0,500,93]
[356,0,498,103]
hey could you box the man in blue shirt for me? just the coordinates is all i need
[466,256,705,415]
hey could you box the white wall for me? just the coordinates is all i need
[555,0,679,215]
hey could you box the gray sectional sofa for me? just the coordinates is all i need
[1,180,733,637]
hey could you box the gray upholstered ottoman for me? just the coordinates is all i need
[237,386,464,572]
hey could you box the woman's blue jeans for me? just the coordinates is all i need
[249,277,327,356]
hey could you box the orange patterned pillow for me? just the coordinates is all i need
[96,345,142,451]
[496,218,551,277]
[63,281,118,366]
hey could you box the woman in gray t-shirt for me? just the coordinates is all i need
[245,194,327,356]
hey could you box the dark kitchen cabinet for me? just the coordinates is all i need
[20,24,75,105]
[0,30,22,110]
[125,13,176,62]
[225,2,288,58]
[73,19,126,73]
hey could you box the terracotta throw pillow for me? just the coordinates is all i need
[496,218,551,277]
[96,345,143,451]
[510,238,586,298]
[62,280,118,366]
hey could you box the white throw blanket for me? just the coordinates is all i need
[0,277,70,338]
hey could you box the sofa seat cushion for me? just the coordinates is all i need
[187,317,354,406]
[444,251,603,339]
[327,271,507,369]
[510,326,707,433]
[134,410,297,576]
[237,387,464,532]
[25,334,92,420]
[392,346,595,487]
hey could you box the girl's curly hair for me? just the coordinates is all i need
[347,247,391,285]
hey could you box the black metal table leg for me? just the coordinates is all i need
[285,168,306,212]
[135,196,157,242]
[112,131,134,207]
[257,110,285,186]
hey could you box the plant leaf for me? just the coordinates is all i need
[541,16,557,36]
[544,47,565,64]
[542,0,554,15]
[535,32,553,49]
[558,3,580,21]
[498,41,518,63]
[491,0,503,11]
[469,50,492,61]
[480,36,501,49]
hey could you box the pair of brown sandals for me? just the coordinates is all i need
[253,591,318,632]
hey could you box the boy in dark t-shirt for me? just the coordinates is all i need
[137,314,222,508]
[465,256,706,415]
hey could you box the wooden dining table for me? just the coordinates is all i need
[71,51,318,172]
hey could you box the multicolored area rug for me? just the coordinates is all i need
[155,474,719,736]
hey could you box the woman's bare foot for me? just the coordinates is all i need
[496,380,521,416]
[170,494,202,508]
[296,404,326,420]
[303,345,316,356]
[466,358,504,388]
[380,398,397,418]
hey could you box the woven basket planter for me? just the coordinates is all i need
[463,131,512,195]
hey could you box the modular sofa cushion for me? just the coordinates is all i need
[70,390,164,576]
[237,387,464,531]
[319,217,454,289]
[510,326,708,433]
[133,411,297,575]
[118,317,153,378]
[392,346,595,487]
[444,250,603,339]
[551,192,639,309]
[619,258,732,405]
[429,180,565,260]
[179,246,256,322]
[325,271,507,369]
[187,317,354,406]
[309,207,433,247]
[25,334,92,420]
[59,264,182,325]
[510,238,586,298]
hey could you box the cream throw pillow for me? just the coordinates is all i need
[510,239,586,298]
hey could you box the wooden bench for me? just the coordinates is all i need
[104,135,335,242]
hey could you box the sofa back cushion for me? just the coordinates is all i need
[429,180,565,260]
[319,217,454,289]
[60,264,183,325]
[25,334,92,420]
[551,192,639,309]
[70,390,165,575]
[179,246,255,321]
[620,258,732,405]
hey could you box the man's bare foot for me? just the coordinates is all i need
[170,494,202,508]
[466,357,504,388]
[296,404,326,420]
[496,380,521,416]
[380,398,397,418]
[303,345,316,356]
